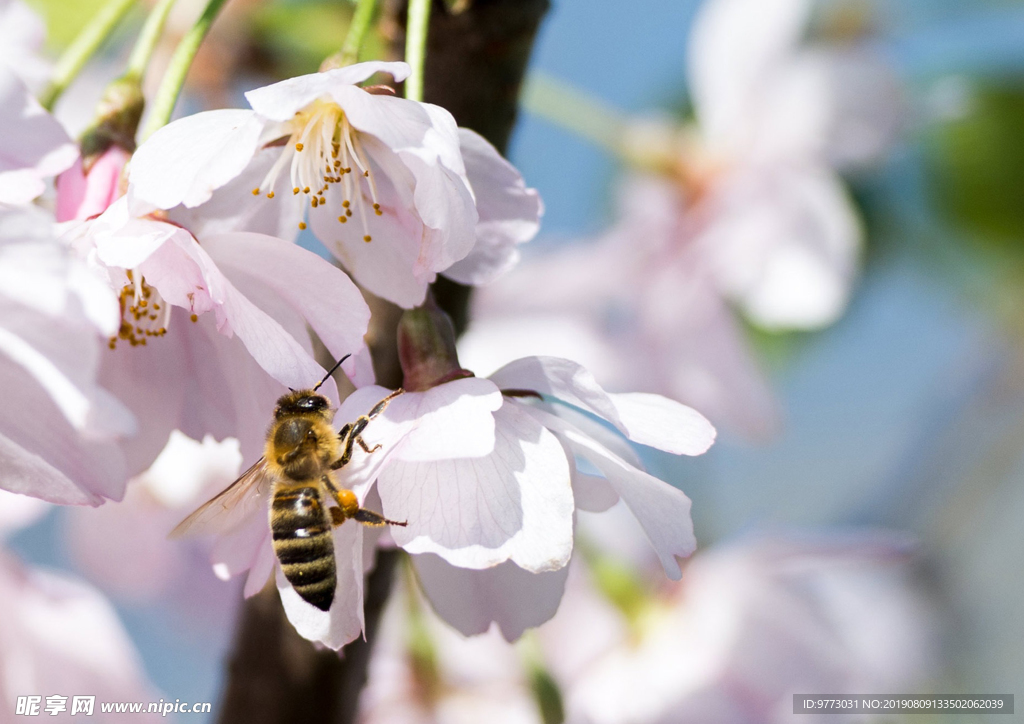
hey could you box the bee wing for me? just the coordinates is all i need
[169,457,273,538]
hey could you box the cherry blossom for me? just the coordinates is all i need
[0,206,133,505]
[128,61,541,308]
[63,197,372,472]
[327,355,714,639]
[541,532,937,724]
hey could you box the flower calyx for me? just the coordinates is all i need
[397,299,474,392]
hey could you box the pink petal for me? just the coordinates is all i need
[412,554,570,641]
[0,431,99,505]
[55,146,129,222]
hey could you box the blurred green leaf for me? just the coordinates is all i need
[926,79,1024,246]
[249,1,354,78]
[26,0,133,49]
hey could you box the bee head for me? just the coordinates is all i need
[274,390,332,419]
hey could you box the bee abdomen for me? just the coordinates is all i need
[271,485,336,611]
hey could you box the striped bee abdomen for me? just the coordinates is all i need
[270,483,336,611]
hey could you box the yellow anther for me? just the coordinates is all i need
[295,142,304,151]
[252,188,260,195]
[299,221,307,230]
[267,191,275,199]
[190,313,198,323]
[363,235,372,242]
[293,187,300,195]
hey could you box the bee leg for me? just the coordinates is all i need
[331,389,403,471]
[367,388,404,419]
[355,436,380,454]
[328,506,347,527]
[353,508,408,527]
[322,476,359,518]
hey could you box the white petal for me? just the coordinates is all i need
[380,401,574,573]
[128,109,264,209]
[572,471,619,513]
[0,68,77,205]
[444,128,542,285]
[534,409,696,579]
[335,379,504,498]
[605,392,716,456]
[200,231,371,370]
[245,62,411,121]
[169,147,305,240]
[413,554,570,641]
[688,0,813,150]
[488,356,713,454]
[277,520,365,649]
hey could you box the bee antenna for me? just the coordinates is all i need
[313,354,352,392]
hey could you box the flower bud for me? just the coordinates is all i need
[397,300,474,392]
[78,73,145,172]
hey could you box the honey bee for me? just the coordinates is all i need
[172,356,405,611]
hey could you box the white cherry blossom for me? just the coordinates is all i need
[63,197,373,473]
[329,356,714,639]
[128,62,540,307]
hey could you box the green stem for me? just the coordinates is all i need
[126,0,179,78]
[521,71,627,154]
[340,0,378,65]
[140,0,230,141]
[404,0,430,102]
[39,0,137,110]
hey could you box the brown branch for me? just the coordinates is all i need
[216,2,548,722]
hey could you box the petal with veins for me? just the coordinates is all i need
[128,109,264,210]
[531,407,696,579]
[380,401,574,573]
